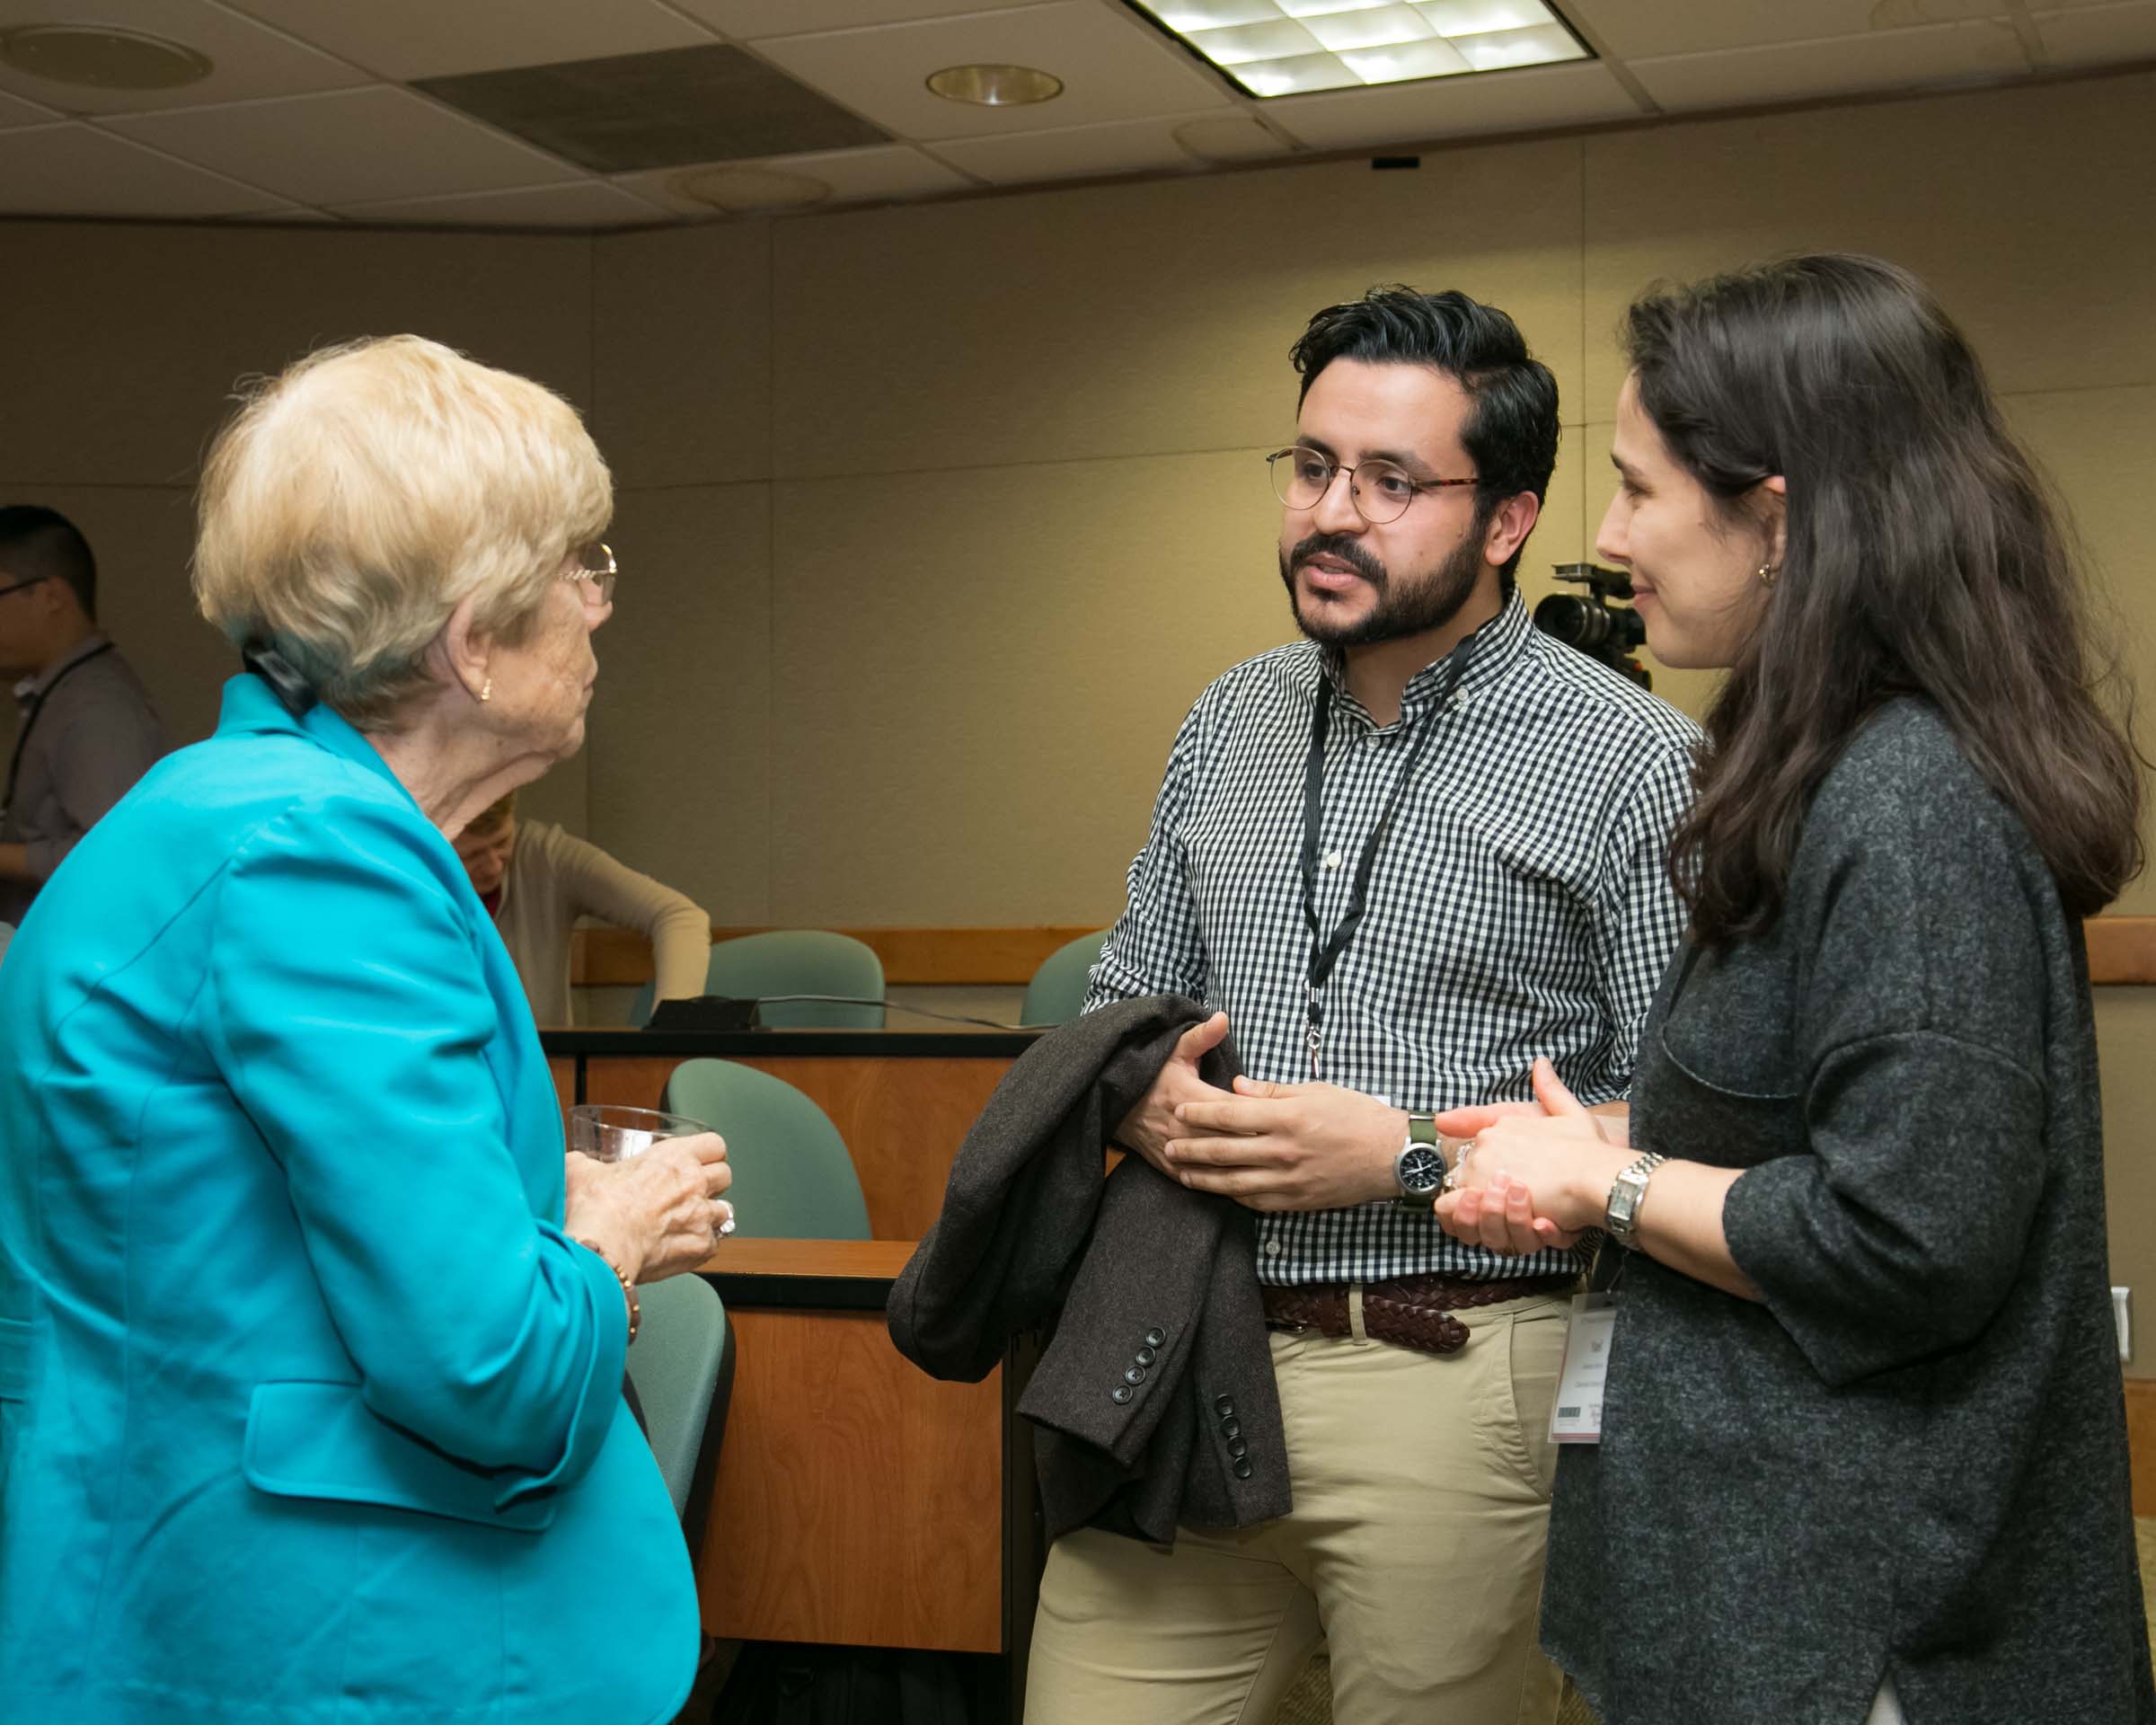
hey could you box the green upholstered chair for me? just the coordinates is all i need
[632,929,886,1029]
[663,1058,872,1241]
[1020,929,1112,1027]
[623,1272,733,1538]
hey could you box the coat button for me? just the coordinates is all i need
[1124,1367,1147,1384]
[1227,1439,1248,1460]
[1221,1419,1241,1439]
[1145,1329,1166,1348]
[1135,1347,1156,1367]
[1214,1395,1233,1415]
[1111,1385,1133,1404]
[1233,1461,1253,1481]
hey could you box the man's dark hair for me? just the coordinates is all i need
[1289,286,1560,587]
[0,505,96,617]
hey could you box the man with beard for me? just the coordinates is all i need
[1024,288,1700,1725]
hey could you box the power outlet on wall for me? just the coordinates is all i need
[2114,1286,2131,1364]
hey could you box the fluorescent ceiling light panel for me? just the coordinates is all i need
[1236,51,1364,94]
[1412,0,1555,33]
[1126,0,1589,94]
[1305,6,1435,51]
[1190,19,1322,62]
[1453,22,1585,69]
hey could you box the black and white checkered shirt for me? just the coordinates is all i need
[1085,590,1701,1286]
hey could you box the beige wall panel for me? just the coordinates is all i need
[2005,384,2156,916]
[0,222,596,490]
[1580,74,2156,411]
[591,224,774,492]
[2099,989,2156,1376]
[769,144,1588,481]
[766,450,1294,924]
[584,482,773,923]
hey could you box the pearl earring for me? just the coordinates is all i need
[480,677,493,703]
[1757,564,1780,588]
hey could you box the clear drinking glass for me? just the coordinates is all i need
[568,1102,710,1163]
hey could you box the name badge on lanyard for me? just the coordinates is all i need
[1549,1291,1616,1444]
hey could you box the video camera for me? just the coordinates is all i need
[1533,562,1651,689]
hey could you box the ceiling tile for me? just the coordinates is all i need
[218,0,717,80]
[928,111,1288,183]
[1560,0,2009,61]
[674,1,1027,36]
[0,120,291,216]
[333,180,669,228]
[101,85,587,206]
[0,88,60,129]
[752,1,1235,140]
[614,143,974,214]
[1265,58,1639,150]
[0,0,368,114]
[2035,4,2156,65]
[1628,21,2029,111]
[415,44,888,173]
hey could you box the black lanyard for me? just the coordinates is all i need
[1299,634,1474,1075]
[3,641,114,819]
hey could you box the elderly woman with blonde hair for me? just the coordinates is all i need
[0,335,729,1724]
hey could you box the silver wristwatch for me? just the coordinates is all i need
[1604,1152,1665,1248]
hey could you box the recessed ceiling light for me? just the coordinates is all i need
[670,166,832,214]
[1124,0,1587,95]
[0,23,212,91]
[925,63,1065,107]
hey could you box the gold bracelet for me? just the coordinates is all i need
[574,1239,640,1344]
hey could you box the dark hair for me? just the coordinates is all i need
[0,504,96,617]
[1290,286,1560,588]
[1625,253,2143,942]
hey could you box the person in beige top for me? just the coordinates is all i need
[456,792,710,1025]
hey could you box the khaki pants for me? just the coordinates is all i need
[1026,1289,1571,1725]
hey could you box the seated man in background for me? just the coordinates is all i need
[455,790,711,1024]
[0,505,168,925]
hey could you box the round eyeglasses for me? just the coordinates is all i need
[1266,447,1478,526]
[561,542,616,606]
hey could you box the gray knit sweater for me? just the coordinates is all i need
[1543,700,2153,1724]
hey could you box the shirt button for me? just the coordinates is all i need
[1322,849,1342,870]
[1263,1240,1283,1258]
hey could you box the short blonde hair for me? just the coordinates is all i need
[193,335,611,729]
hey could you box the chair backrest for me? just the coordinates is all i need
[1020,930,1112,1028]
[633,929,886,1028]
[624,1272,733,1540]
[664,1057,873,1240]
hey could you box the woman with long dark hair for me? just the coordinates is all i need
[1430,253,2151,1723]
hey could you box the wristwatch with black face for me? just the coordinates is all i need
[1393,1114,1446,1208]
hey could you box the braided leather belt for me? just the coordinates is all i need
[1259,1272,1580,1357]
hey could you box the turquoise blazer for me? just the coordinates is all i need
[0,675,701,1723]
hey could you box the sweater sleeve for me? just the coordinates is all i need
[535,823,711,1004]
[1719,715,2054,1387]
